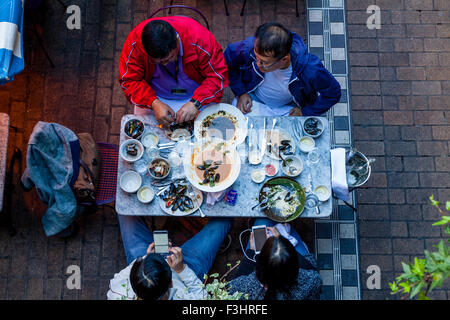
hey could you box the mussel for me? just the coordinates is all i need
[281,140,291,146]
[214,173,220,183]
[197,164,207,170]
[182,196,194,210]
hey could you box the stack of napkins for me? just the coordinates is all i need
[330,148,350,201]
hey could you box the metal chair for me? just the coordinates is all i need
[149,4,212,30]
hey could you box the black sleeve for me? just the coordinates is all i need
[297,253,318,271]
[232,249,257,279]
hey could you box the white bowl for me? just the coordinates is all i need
[281,155,303,177]
[140,132,159,148]
[124,118,145,139]
[251,168,266,183]
[148,157,171,180]
[302,116,324,138]
[298,136,315,153]
[314,185,331,202]
[137,186,155,203]
[120,139,144,163]
[120,170,142,193]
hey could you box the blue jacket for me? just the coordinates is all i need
[223,34,341,116]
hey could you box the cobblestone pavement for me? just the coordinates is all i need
[0,0,310,300]
[346,0,450,299]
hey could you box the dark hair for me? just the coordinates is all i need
[255,236,299,300]
[130,254,172,300]
[141,20,178,59]
[254,22,293,59]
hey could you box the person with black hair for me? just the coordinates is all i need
[224,22,341,117]
[119,16,228,126]
[107,217,233,300]
[228,218,322,300]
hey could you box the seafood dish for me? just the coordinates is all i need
[166,120,194,141]
[148,158,171,179]
[160,183,196,213]
[125,143,139,156]
[194,145,232,187]
[303,117,324,138]
[261,185,302,217]
[124,119,144,139]
[266,129,295,159]
[199,110,238,141]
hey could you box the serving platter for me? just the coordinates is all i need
[194,103,248,145]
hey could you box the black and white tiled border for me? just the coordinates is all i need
[306,0,361,300]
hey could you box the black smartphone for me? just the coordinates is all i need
[153,230,169,255]
[252,226,268,254]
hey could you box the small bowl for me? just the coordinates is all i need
[298,136,316,153]
[120,139,144,163]
[281,155,303,177]
[140,132,159,148]
[314,185,331,202]
[124,118,145,139]
[302,117,324,138]
[120,170,142,193]
[251,168,266,183]
[264,163,278,177]
[137,186,155,204]
[148,157,171,180]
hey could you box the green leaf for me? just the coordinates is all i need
[432,216,450,226]
[429,195,440,207]
[410,280,426,299]
[402,262,412,275]
[446,201,450,211]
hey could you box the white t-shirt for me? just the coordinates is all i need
[254,63,294,115]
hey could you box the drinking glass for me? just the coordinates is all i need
[306,147,320,167]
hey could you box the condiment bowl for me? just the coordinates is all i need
[120,170,142,193]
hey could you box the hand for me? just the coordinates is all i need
[146,241,173,255]
[152,99,176,126]
[289,107,303,117]
[176,101,199,124]
[267,226,281,237]
[236,93,252,114]
[166,247,185,274]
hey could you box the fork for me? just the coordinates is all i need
[187,185,205,217]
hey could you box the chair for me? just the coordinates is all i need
[95,142,119,206]
[149,4,212,30]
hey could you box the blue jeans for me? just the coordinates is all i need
[248,218,310,256]
[117,215,233,280]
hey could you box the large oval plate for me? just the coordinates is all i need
[259,177,306,222]
[158,186,203,216]
[183,138,241,193]
[194,103,248,145]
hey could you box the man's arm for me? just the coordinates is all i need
[223,40,250,98]
[301,56,342,116]
[119,39,157,109]
[189,34,229,107]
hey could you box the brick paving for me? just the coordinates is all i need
[0,0,310,300]
[347,0,450,299]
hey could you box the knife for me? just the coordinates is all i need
[259,117,267,160]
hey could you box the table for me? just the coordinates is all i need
[116,114,332,218]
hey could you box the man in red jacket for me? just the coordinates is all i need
[119,16,229,126]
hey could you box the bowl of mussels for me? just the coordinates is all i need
[124,118,145,139]
[148,157,171,180]
[120,139,144,163]
[302,116,324,138]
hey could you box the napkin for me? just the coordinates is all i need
[206,188,229,205]
[330,148,350,201]
[267,223,298,247]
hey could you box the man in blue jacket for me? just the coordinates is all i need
[224,22,341,116]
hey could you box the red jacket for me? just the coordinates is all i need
[119,16,229,109]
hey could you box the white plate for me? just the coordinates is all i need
[158,186,203,216]
[265,127,296,160]
[183,138,241,193]
[194,103,248,146]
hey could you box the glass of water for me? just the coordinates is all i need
[306,147,320,167]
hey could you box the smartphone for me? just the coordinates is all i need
[153,230,170,255]
[252,226,268,254]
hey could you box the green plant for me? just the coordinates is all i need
[202,261,249,300]
[389,196,450,300]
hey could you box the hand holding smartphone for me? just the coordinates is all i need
[252,225,268,254]
[153,230,170,256]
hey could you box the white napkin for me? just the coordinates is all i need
[206,188,229,205]
[267,223,298,247]
[330,148,350,201]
